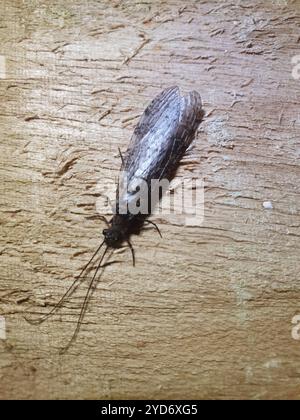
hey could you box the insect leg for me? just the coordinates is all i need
[144,219,162,238]
[98,215,110,226]
[118,147,124,165]
[126,240,135,267]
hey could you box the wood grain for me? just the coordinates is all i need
[0,0,300,400]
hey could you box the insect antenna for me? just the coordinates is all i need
[25,240,106,325]
[59,245,113,354]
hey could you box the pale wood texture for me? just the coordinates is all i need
[1,0,300,400]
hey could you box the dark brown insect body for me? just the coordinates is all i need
[26,86,204,353]
[103,86,204,250]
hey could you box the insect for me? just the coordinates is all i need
[26,86,204,353]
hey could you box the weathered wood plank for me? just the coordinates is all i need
[0,0,300,399]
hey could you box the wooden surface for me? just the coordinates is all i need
[1,0,300,400]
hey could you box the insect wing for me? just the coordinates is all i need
[118,87,203,215]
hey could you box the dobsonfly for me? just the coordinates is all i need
[26,86,204,353]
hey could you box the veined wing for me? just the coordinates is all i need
[118,86,203,213]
